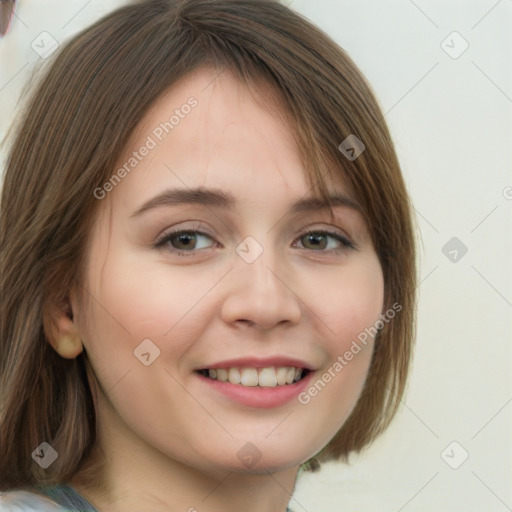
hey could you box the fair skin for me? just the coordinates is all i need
[49,68,384,512]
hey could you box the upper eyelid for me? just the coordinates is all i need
[295,223,351,239]
[156,219,352,239]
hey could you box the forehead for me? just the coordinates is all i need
[104,67,351,216]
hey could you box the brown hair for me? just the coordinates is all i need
[0,0,416,490]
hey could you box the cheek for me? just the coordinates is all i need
[77,239,236,428]
[311,254,384,346]
[296,255,384,416]
[77,247,211,431]
[82,240,222,354]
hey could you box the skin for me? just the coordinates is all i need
[49,68,384,512]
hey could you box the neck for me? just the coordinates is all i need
[70,429,299,512]
[72,460,298,512]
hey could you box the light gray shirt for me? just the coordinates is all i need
[0,484,98,511]
[1,484,295,511]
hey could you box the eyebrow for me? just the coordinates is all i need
[130,187,360,218]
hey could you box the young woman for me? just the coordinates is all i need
[0,1,416,511]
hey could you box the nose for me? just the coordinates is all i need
[220,247,302,331]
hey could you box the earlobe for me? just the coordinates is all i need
[45,301,84,359]
[54,332,83,359]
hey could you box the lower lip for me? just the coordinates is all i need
[195,371,315,408]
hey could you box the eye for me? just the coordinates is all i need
[294,230,355,252]
[153,226,355,256]
[154,230,216,255]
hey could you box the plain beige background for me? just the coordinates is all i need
[1,1,511,510]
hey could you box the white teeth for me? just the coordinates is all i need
[228,367,241,384]
[276,367,288,385]
[258,367,278,387]
[203,366,306,387]
[240,368,259,386]
[216,368,228,382]
[285,367,296,384]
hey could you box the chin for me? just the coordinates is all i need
[212,443,315,475]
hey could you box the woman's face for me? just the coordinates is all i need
[76,68,384,476]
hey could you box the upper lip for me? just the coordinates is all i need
[196,356,316,371]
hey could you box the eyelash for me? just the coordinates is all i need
[153,226,356,256]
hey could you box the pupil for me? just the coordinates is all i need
[175,233,196,250]
[305,234,326,250]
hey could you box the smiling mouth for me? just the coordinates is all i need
[195,366,311,387]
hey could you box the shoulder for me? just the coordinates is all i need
[0,489,67,512]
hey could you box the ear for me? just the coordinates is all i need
[44,297,84,359]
